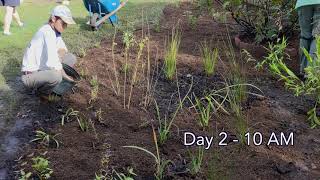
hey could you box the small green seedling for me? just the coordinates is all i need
[89,75,99,104]
[200,42,219,76]
[31,157,53,180]
[31,130,60,148]
[112,167,137,180]
[188,147,204,175]
[18,170,32,180]
[77,115,89,132]
[187,14,198,30]
[61,108,80,126]
[191,94,214,128]
[94,173,107,180]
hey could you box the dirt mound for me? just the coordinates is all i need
[11,2,320,180]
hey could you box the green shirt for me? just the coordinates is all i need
[296,0,320,9]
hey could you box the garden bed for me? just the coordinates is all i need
[12,1,320,180]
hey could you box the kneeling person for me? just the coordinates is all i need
[21,5,76,97]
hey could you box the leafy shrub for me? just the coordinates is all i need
[254,37,320,128]
[220,0,297,43]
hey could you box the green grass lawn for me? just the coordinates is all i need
[0,0,168,88]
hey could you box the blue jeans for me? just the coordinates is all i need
[298,5,320,74]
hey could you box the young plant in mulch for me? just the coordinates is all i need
[164,29,181,80]
[252,37,320,128]
[31,156,53,180]
[188,147,204,175]
[122,28,135,108]
[31,130,60,148]
[61,107,79,126]
[124,127,171,180]
[221,34,263,143]
[127,37,149,109]
[155,78,193,145]
[188,93,215,128]
[89,75,99,104]
[200,42,219,76]
[111,167,137,180]
[187,14,199,30]
[61,108,89,131]
[18,170,32,180]
[109,28,121,96]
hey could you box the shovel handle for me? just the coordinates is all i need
[94,0,129,27]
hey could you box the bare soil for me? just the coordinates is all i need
[6,2,320,180]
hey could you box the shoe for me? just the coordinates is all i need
[3,31,11,36]
[19,22,25,27]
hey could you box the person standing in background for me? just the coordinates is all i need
[1,0,24,35]
[296,0,320,76]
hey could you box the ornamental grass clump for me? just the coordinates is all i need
[164,29,181,80]
[189,93,214,128]
[188,147,204,175]
[200,42,219,76]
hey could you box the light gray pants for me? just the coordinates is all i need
[21,53,77,95]
[21,70,62,95]
[298,5,320,74]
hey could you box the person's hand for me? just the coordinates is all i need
[58,48,67,62]
[64,74,75,82]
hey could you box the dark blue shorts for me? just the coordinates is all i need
[0,0,20,7]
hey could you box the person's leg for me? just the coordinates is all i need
[3,6,14,35]
[298,6,314,74]
[21,70,62,95]
[309,5,320,63]
[12,7,23,27]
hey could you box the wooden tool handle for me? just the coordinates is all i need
[94,0,129,27]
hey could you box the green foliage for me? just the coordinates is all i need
[61,108,80,126]
[89,75,100,104]
[121,63,131,74]
[222,0,297,43]
[187,14,198,30]
[112,167,137,180]
[188,147,204,175]
[255,37,320,128]
[61,107,89,131]
[197,0,214,11]
[31,130,60,148]
[18,170,32,180]
[200,43,219,76]
[164,30,181,80]
[77,115,89,132]
[94,173,107,180]
[193,94,214,128]
[32,157,53,180]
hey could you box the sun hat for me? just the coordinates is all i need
[51,5,76,25]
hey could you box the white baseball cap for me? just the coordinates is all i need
[51,5,76,25]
